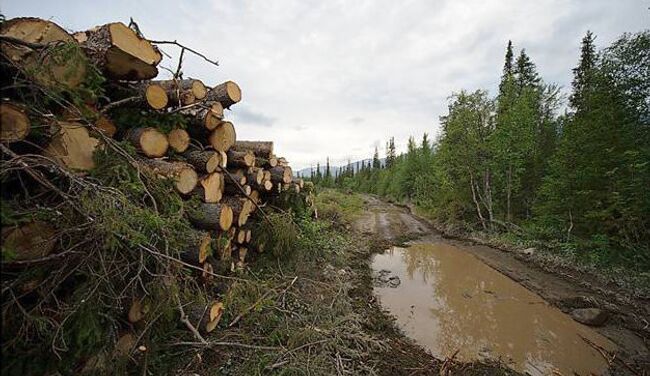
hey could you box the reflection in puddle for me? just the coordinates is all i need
[372,243,616,375]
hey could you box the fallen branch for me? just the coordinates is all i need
[176,294,207,345]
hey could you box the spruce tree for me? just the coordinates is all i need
[570,31,597,111]
[514,49,541,90]
[372,147,381,169]
[498,40,514,98]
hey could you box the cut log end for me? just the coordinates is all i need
[209,121,236,152]
[44,122,101,171]
[220,205,234,231]
[0,102,30,142]
[177,168,199,195]
[192,80,208,99]
[168,128,190,153]
[129,127,169,158]
[145,84,168,110]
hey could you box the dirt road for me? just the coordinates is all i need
[353,195,649,373]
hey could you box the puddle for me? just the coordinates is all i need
[372,243,617,375]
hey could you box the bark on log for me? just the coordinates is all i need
[126,127,169,158]
[181,102,223,130]
[292,178,304,189]
[44,122,101,171]
[188,203,233,231]
[224,182,251,196]
[1,18,87,89]
[136,159,198,194]
[132,81,169,110]
[221,196,254,227]
[205,81,241,108]
[74,22,162,80]
[255,156,278,168]
[192,172,223,203]
[269,166,293,184]
[187,301,224,334]
[154,78,207,106]
[247,167,264,186]
[0,102,30,142]
[183,149,226,173]
[227,169,247,185]
[180,231,212,265]
[208,121,236,152]
[1,221,56,261]
[167,128,190,153]
[231,141,273,159]
[226,150,255,168]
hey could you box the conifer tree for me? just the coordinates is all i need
[372,147,381,169]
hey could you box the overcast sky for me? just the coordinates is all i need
[3,1,648,169]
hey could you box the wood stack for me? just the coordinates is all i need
[0,18,307,360]
[0,16,308,351]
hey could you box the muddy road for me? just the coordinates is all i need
[353,195,649,375]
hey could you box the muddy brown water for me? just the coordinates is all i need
[372,242,617,376]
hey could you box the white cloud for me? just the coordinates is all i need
[3,0,648,168]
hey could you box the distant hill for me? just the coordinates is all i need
[295,158,385,177]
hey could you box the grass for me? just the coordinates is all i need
[314,188,364,225]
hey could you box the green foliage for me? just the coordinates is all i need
[317,31,650,270]
[110,107,189,133]
[315,188,364,225]
[253,211,299,258]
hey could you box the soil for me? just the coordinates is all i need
[352,194,650,374]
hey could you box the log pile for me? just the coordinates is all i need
[0,17,309,372]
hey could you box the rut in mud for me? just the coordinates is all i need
[354,195,650,375]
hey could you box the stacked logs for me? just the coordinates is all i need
[0,17,306,340]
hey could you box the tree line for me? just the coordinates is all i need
[311,31,649,268]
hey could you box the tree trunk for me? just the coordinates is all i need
[224,181,251,196]
[180,231,212,265]
[255,156,278,168]
[192,172,223,203]
[1,221,56,261]
[247,167,264,186]
[188,202,233,231]
[208,121,236,152]
[74,22,162,80]
[44,122,101,171]
[167,128,190,153]
[0,102,30,142]
[269,166,293,184]
[136,159,198,194]
[226,150,255,168]
[181,103,223,130]
[154,78,207,106]
[1,18,87,89]
[231,141,273,159]
[226,169,247,185]
[125,127,169,157]
[132,81,169,110]
[183,149,226,173]
[221,196,253,227]
[187,301,224,334]
[205,81,242,108]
